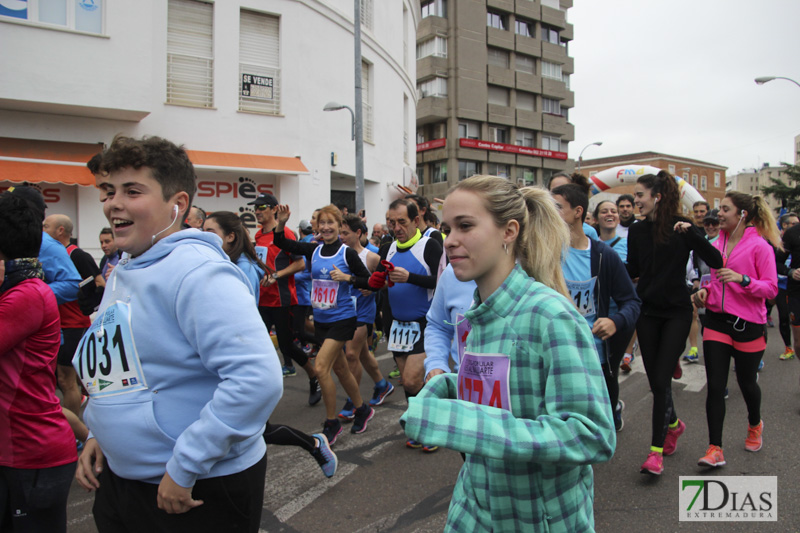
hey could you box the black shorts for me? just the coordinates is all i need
[789,293,800,326]
[390,316,427,358]
[315,317,357,342]
[57,328,86,366]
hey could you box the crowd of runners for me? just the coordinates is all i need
[2,134,795,532]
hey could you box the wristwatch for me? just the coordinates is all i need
[271,272,279,281]
[739,274,751,288]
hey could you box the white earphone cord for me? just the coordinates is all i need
[152,205,180,245]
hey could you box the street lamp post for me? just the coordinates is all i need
[754,76,800,89]
[577,141,603,171]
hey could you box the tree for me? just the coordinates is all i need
[761,160,800,213]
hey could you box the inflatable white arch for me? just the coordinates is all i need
[588,165,705,211]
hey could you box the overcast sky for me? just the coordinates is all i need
[568,0,800,175]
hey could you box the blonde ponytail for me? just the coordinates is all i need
[726,192,782,250]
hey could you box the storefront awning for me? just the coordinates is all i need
[186,150,308,175]
[0,137,102,186]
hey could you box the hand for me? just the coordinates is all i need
[388,266,410,284]
[359,288,372,297]
[157,472,203,514]
[330,265,349,282]
[591,317,617,340]
[368,271,387,289]
[425,368,445,383]
[75,438,105,491]
[792,269,800,282]
[715,268,743,285]
[693,288,708,308]
[275,204,291,227]
[104,263,115,280]
[674,221,692,233]
[260,274,276,287]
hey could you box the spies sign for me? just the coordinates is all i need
[242,74,273,99]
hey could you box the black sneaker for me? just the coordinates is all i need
[614,400,625,432]
[322,418,343,446]
[351,403,374,434]
[308,378,321,406]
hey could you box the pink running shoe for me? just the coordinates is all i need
[663,419,686,456]
[745,420,763,452]
[640,451,663,475]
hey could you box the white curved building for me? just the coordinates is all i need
[0,0,417,256]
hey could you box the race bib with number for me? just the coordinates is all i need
[457,352,511,412]
[254,246,268,264]
[311,279,339,309]
[565,277,597,317]
[388,320,421,352]
[456,314,472,363]
[72,302,147,398]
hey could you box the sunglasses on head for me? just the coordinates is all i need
[703,220,719,226]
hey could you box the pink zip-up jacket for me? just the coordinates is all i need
[705,226,777,324]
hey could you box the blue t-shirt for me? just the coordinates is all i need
[583,222,598,240]
[562,242,603,360]
[602,235,628,264]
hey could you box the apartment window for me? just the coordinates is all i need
[488,85,510,106]
[562,73,570,88]
[418,77,447,98]
[683,171,689,180]
[489,125,508,144]
[516,92,535,111]
[692,174,698,188]
[458,120,479,139]
[541,61,562,80]
[0,0,104,33]
[433,161,448,183]
[360,0,373,31]
[714,198,720,209]
[668,164,676,174]
[417,36,447,59]
[542,97,561,115]
[542,135,561,152]
[517,166,536,185]
[515,18,534,38]
[487,11,506,30]
[168,0,214,108]
[239,9,281,114]
[458,161,480,181]
[417,165,425,185]
[421,0,446,18]
[714,172,721,187]
[541,24,560,44]
[416,129,425,144]
[516,129,534,147]
[541,0,560,8]
[487,163,509,178]
[487,47,510,69]
[515,54,535,74]
[361,60,373,142]
[700,176,707,191]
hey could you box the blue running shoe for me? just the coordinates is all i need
[282,365,297,377]
[322,419,343,446]
[758,359,764,372]
[369,380,395,406]
[311,433,338,478]
[338,398,355,421]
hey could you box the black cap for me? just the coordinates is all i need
[6,185,46,219]
[247,193,278,208]
[703,209,719,224]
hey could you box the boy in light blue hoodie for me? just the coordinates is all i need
[73,135,283,533]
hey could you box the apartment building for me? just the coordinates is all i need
[728,164,795,213]
[414,0,574,198]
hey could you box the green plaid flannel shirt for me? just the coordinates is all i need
[401,265,615,532]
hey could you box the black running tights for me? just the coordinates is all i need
[263,422,316,453]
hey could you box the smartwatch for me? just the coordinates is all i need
[739,274,751,288]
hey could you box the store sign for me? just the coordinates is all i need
[417,138,446,152]
[459,138,568,160]
[241,74,273,99]
[194,175,276,232]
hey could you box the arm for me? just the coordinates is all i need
[341,247,371,286]
[271,229,318,261]
[685,225,723,269]
[278,257,305,279]
[424,278,456,378]
[401,309,615,464]
[405,238,443,289]
[625,227,639,279]
[40,237,81,304]
[745,243,779,300]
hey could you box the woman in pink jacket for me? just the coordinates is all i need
[692,192,779,468]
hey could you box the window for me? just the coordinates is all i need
[683,171,689,180]
[700,176,707,191]
[417,36,447,59]
[542,135,561,152]
[487,11,506,30]
[421,0,446,18]
[692,174,698,188]
[458,121,479,139]
[418,77,447,98]
[487,48,510,69]
[239,10,282,114]
[714,198,720,209]
[516,92,534,111]
[488,85,510,106]
[362,60,373,142]
[168,0,214,108]
[542,97,561,115]
[459,161,480,181]
[433,161,448,183]
[714,172,721,187]
[487,163,509,178]
[403,94,409,163]
[668,164,676,174]
[517,166,536,185]
[541,61,562,80]
[0,0,104,33]
[515,54,535,74]
[515,18,534,37]
[562,73,570,88]
[417,165,425,185]
[541,24,560,44]
[541,0,560,8]
[516,129,534,147]
[489,125,508,144]
[416,129,425,144]
[360,0,373,31]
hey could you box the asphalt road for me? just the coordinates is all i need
[66,324,800,532]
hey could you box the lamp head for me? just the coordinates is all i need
[323,101,345,112]
[754,76,775,85]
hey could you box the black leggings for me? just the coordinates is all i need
[601,345,627,417]
[263,421,316,453]
[637,312,692,448]
[291,305,320,347]
[703,312,764,446]
[775,288,791,347]
[259,306,309,368]
[1,461,76,533]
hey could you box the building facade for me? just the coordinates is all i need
[0,0,417,259]
[414,0,574,199]
[728,164,794,214]
[580,152,727,213]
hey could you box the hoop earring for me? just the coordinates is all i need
[503,243,509,255]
